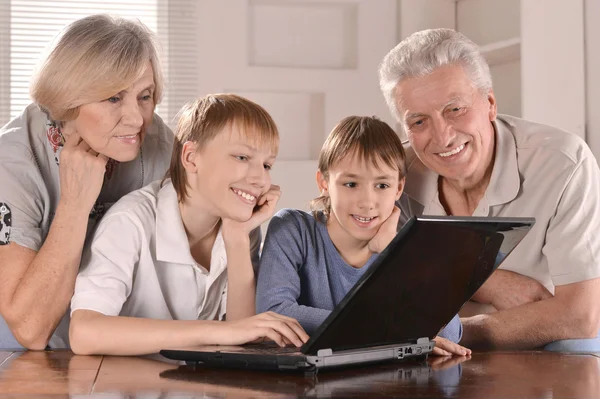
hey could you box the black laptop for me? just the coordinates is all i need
[161,216,535,371]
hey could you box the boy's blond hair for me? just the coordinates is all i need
[311,116,407,220]
[169,94,279,202]
[30,14,163,122]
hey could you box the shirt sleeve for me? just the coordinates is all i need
[0,137,46,251]
[256,210,331,333]
[437,314,463,343]
[544,154,600,285]
[70,211,143,316]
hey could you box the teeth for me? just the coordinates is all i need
[439,144,465,158]
[353,215,375,223]
[234,189,256,202]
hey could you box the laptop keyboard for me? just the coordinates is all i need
[242,343,302,355]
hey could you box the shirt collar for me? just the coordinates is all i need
[155,180,226,269]
[403,116,520,214]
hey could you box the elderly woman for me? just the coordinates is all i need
[0,15,175,349]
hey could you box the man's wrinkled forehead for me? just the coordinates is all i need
[395,67,477,117]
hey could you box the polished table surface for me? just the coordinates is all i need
[0,350,599,398]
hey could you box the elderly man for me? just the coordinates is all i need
[379,28,600,351]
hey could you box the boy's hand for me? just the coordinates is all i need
[432,336,472,356]
[216,311,309,347]
[245,184,281,231]
[222,185,281,245]
[367,206,401,254]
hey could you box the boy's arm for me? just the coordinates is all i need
[256,211,331,334]
[223,233,256,321]
[221,185,282,321]
[70,309,307,355]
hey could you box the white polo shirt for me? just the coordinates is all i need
[399,115,600,298]
[71,179,252,322]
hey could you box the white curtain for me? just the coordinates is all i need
[0,0,199,127]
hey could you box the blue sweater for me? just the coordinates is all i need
[257,208,462,342]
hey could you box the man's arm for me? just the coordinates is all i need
[470,269,552,311]
[462,278,600,349]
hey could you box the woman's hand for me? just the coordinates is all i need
[58,131,108,213]
[216,311,309,347]
[432,336,472,356]
[367,206,401,254]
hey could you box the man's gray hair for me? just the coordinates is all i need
[379,28,492,123]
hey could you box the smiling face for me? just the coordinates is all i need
[186,123,277,222]
[62,61,156,162]
[395,64,497,188]
[318,151,404,247]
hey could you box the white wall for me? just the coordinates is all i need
[521,0,585,138]
[585,0,600,159]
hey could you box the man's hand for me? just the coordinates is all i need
[367,206,400,254]
[432,336,472,356]
[472,270,553,311]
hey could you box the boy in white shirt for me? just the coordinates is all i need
[69,94,308,356]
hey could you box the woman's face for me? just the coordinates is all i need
[63,61,156,162]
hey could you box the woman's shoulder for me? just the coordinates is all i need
[0,104,49,155]
[147,113,174,146]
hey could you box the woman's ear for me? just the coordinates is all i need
[181,141,199,173]
[396,176,406,201]
[316,169,329,195]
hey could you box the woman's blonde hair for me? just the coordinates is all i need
[311,116,407,221]
[168,94,279,202]
[30,14,164,122]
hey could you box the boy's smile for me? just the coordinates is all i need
[318,151,404,251]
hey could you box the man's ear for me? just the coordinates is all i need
[487,89,498,121]
[181,141,199,173]
[396,176,406,201]
[316,169,329,195]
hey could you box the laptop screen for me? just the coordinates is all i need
[302,216,534,354]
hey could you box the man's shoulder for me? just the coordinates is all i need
[499,114,592,166]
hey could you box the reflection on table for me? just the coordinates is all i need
[0,349,598,398]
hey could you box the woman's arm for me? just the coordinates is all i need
[0,132,108,349]
[70,309,307,356]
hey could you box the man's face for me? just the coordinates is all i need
[395,64,497,187]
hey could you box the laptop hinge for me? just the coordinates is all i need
[417,337,430,344]
[316,348,333,357]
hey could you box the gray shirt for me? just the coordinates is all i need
[0,104,174,347]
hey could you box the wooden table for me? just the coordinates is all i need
[0,350,598,398]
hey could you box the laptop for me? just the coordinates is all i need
[161,215,535,371]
